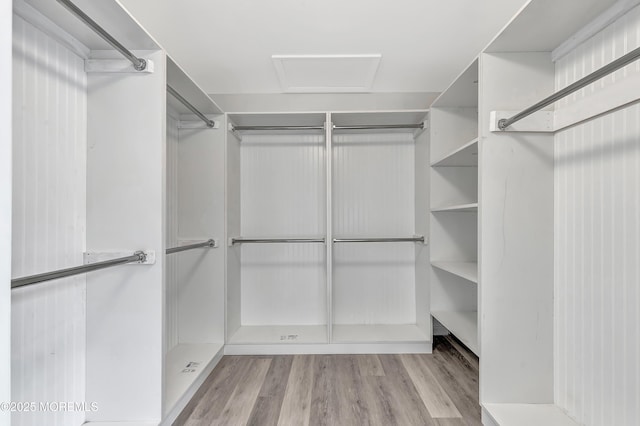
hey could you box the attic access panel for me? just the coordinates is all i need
[272,54,382,93]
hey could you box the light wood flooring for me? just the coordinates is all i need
[175,336,480,426]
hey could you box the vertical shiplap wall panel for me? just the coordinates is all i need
[165,111,179,353]
[241,134,326,236]
[555,6,640,426]
[11,15,87,426]
[332,133,416,324]
[1,1,12,424]
[240,134,326,325]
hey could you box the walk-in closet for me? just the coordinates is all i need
[3,0,639,425]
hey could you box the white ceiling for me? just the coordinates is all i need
[119,0,529,95]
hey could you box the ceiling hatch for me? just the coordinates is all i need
[272,54,382,93]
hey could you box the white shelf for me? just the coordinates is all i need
[431,202,478,213]
[432,261,478,283]
[431,138,478,167]
[164,343,224,416]
[482,404,579,426]
[431,311,478,355]
[332,324,429,343]
[432,58,479,108]
[227,325,328,345]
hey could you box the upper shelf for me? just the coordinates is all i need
[227,112,326,134]
[431,58,478,108]
[431,138,478,167]
[167,57,223,116]
[485,0,618,53]
[22,0,160,51]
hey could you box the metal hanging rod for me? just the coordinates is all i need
[167,85,216,128]
[231,125,325,132]
[166,239,216,255]
[231,237,326,244]
[11,251,147,289]
[333,236,425,243]
[333,123,424,131]
[230,123,424,132]
[498,45,640,130]
[56,0,147,71]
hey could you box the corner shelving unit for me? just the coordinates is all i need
[429,58,479,356]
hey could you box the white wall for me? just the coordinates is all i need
[210,93,439,113]
[1,0,12,424]
[240,133,326,325]
[176,119,226,344]
[332,132,416,324]
[11,14,87,426]
[554,6,640,425]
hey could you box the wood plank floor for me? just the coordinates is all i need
[175,336,480,426]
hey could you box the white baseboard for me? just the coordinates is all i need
[224,341,432,355]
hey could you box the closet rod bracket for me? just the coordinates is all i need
[84,250,156,265]
[85,59,155,74]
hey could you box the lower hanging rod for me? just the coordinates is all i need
[231,125,325,132]
[333,236,425,243]
[11,251,148,289]
[167,85,216,128]
[498,44,640,130]
[333,123,424,131]
[57,0,147,71]
[166,239,216,255]
[232,237,325,244]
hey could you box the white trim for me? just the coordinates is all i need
[272,54,382,93]
[325,113,333,343]
[552,0,640,62]
[224,342,432,355]
[1,0,11,420]
[13,0,90,59]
